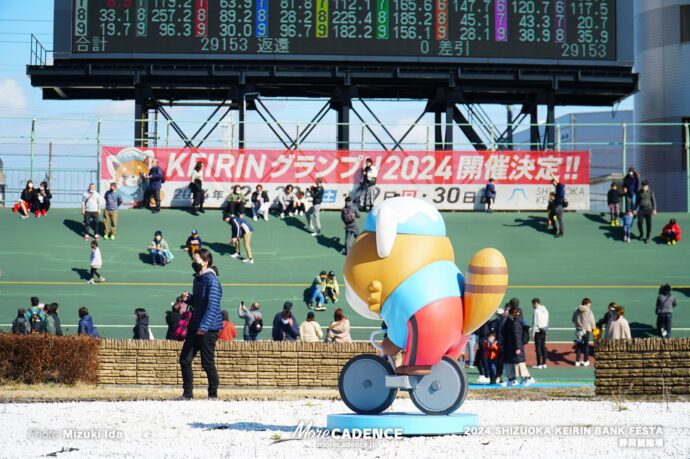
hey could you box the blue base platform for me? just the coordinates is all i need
[327,412,478,436]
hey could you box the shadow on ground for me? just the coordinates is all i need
[71,268,91,280]
[503,216,551,234]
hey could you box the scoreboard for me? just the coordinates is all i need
[63,0,619,62]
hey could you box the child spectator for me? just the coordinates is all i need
[132,308,151,340]
[605,306,632,340]
[87,240,105,284]
[218,310,237,341]
[341,197,361,255]
[278,184,297,219]
[224,184,246,218]
[621,208,634,243]
[483,332,500,383]
[295,190,308,216]
[226,215,254,264]
[15,180,38,219]
[166,303,182,340]
[299,311,323,342]
[272,302,299,341]
[12,309,30,334]
[103,182,123,239]
[661,219,681,245]
[307,271,328,311]
[607,182,623,226]
[326,308,352,343]
[36,181,52,217]
[173,296,188,313]
[148,230,172,266]
[324,271,339,304]
[238,301,262,341]
[184,230,203,257]
[656,284,677,338]
[78,307,99,337]
[251,184,270,221]
[40,303,63,336]
[25,297,46,333]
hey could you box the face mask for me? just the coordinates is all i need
[629,172,633,176]
[191,262,203,273]
[133,314,138,319]
[155,236,161,241]
[281,318,290,325]
[28,184,33,189]
[90,189,95,193]
[40,186,45,190]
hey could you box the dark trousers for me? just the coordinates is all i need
[637,208,652,240]
[657,313,672,338]
[40,199,51,213]
[553,204,564,234]
[90,267,101,280]
[496,348,504,378]
[345,228,360,254]
[488,359,497,382]
[324,287,337,302]
[228,201,244,216]
[534,331,547,366]
[477,339,488,377]
[192,189,205,209]
[296,202,306,213]
[179,330,219,397]
[665,231,678,242]
[144,188,161,211]
[84,211,99,236]
[575,332,590,362]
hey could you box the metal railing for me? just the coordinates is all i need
[30,34,48,66]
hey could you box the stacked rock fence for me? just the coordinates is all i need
[98,339,376,387]
[594,338,690,395]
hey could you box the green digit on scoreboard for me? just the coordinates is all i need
[316,0,329,38]
[376,0,389,39]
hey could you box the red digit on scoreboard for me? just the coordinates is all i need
[195,0,208,37]
[436,0,448,40]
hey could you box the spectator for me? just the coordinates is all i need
[475,319,493,383]
[551,176,565,238]
[218,310,237,341]
[178,248,223,400]
[326,308,352,343]
[189,161,205,215]
[656,284,677,338]
[359,158,378,211]
[299,311,323,342]
[87,240,105,284]
[173,295,188,314]
[546,191,556,230]
[634,179,656,243]
[324,271,339,304]
[81,183,102,241]
[606,306,632,340]
[142,158,164,213]
[572,298,596,367]
[307,271,327,311]
[622,208,634,243]
[278,184,297,219]
[272,302,300,341]
[341,197,361,255]
[501,307,535,386]
[484,178,496,213]
[16,180,38,219]
[596,302,618,336]
[306,178,324,237]
[623,167,640,211]
[148,230,172,266]
[607,182,623,226]
[103,182,123,240]
[661,219,681,246]
[78,307,99,337]
[40,303,63,336]
[184,230,203,257]
[238,301,262,341]
[295,190,307,216]
[11,309,30,334]
[224,184,246,218]
[25,297,46,333]
[251,184,270,221]
[225,215,254,264]
[166,304,182,340]
[465,331,477,368]
[133,308,151,340]
[531,298,549,369]
[490,306,510,383]
[483,332,500,384]
[36,181,52,218]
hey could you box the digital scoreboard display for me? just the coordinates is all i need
[69,0,616,61]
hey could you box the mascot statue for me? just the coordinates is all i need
[339,197,508,415]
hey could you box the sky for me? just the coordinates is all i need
[0,0,635,172]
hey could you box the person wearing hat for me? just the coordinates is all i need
[307,271,328,311]
[12,308,30,334]
[324,271,340,304]
[184,230,203,257]
[305,178,325,237]
[634,179,657,243]
[147,230,172,265]
[299,311,323,342]
[272,302,300,341]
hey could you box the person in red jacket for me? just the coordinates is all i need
[483,332,500,384]
[661,219,681,245]
[218,310,237,341]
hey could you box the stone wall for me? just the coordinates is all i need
[97,339,376,387]
[594,338,690,395]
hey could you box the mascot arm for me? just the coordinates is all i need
[367,280,382,315]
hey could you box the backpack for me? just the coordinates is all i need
[341,206,355,225]
[173,310,192,341]
[12,318,29,335]
[522,324,530,345]
[249,314,263,334]
[29,310,43,333]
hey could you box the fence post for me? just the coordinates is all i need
[361,123,366,151]
[48,142,53,190]
[489,123,495,151]
[30,117,36,180]
[622,122,627,176]
[556,124,561,152]
[426,125,430,151]
[96,119,102,192]
[166,120,170,149]
[685,122,690,213]
[230,121,235,149]
[296,122,300,150]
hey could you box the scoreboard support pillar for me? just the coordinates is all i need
[546,91,556,150]
[134,86,152,148]
[330,86,355,151]
[530,107,540,150]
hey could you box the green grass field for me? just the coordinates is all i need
[0,207,688,344]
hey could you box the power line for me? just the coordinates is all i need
[0,18,52,22]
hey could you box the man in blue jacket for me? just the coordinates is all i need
[484,178,496,213]
[142,158,164,213]
[272,302,300,341]
[551,176,566,238]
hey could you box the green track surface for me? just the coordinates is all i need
[1,208,688,347]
